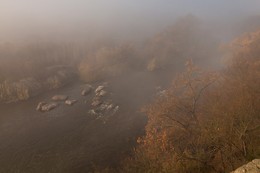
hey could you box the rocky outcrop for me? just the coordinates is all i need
[231,159,260,173]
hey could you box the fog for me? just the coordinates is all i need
[1,0,260,41]
[0,1,259,172]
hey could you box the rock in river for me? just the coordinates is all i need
[113,106,119,114]
[51,95,68,101]
[81,84,92,96]
[96,90,107,97]
[36,102,47,111]
[88,109,99,116]
[91,100,103,107]
[91,97,103,107]
[42,103,59,112]
[65,99,77,106]
[95,86,105,94]
[37,102,59,112]
[81,89,91,96]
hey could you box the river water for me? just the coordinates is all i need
[0,70,173,173]
[0,80,148,173]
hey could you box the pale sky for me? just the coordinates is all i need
[1,1,259,21]
[1,0,260,41]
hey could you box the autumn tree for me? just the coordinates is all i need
[121,30,260,173]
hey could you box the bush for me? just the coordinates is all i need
[0,78,42,103]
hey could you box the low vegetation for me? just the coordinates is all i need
[0,43,79,103]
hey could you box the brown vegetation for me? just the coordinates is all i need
[0,43,79,103]
[119,30,260,173]
[0,15,259,172]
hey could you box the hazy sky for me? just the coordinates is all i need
[1,0,260,41]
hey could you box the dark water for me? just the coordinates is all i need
[0,70,173,173]
[0,81,147,173]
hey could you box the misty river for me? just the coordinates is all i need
[0,81,147,173]
[0,70,170,173]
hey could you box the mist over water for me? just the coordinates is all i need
[0,1,259,173]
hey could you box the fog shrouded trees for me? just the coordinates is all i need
[121,30,260,173]
[79,44,138,82]
[0,15,220,102]
[144,15,219,72]
[0,42,80,102]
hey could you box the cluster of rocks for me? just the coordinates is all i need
[88,84,119,123]
[36,82,119,123]
[36,94,77,112]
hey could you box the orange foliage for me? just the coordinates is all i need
[121,30,260,173]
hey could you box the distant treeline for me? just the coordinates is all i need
[0,15,220,103]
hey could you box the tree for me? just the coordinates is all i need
[121,30,260,173]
